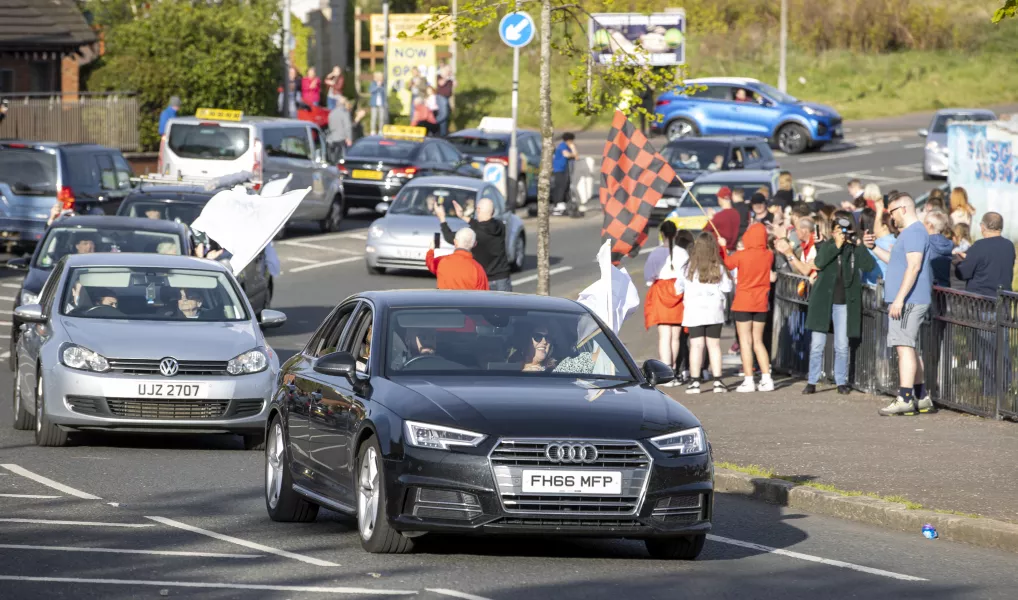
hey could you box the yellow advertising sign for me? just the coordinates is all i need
[370,14,452,47]
[386,43,437,116]
[195,108,243,121]
[382,124,427,140]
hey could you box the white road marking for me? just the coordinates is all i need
[511,265,574,286]
[896,164,924,173]
[0,296,14,301]
[797,179,842,192]
[146,516,340,567]
[289,256,362,273]
[428,589,495,600]
[285,256,320,264]
[843,171,899,183]
[0,353,9,360]
[304,231,369,241]
[0,493,59,499]
[277,240,349,252]
[707,534,927,582]
[1,283,20,289]
[903,142,925,149]
[0,464,101,499]
[0,321,11,327]
[798,149,873,163]
[815,176,923,195]
[0,576,416,595]
[0,518,152,528]
[0,544,262,559]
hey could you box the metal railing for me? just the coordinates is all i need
[0,92,139,151]
[771,271,1018,421]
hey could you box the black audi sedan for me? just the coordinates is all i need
[264,291,713,559]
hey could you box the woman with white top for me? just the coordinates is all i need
[676,232,733,394]
[644,221,690,386]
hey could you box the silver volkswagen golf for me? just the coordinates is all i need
[11,253,286,448]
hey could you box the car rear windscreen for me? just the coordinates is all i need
[661,141,729,171]
[447,136,507,155]
[168,124,250,160]
[0,148,57,195]
[122,201,205,224]
[346,138,418,160]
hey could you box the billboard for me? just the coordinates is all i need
[948,120,1018,241]
[589,11,686,66]
[386,42,438,117]
[370,14,452,46]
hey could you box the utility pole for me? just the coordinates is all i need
[778,0,788,93]
[451,0,457,84]
[282,0,292,117]
[382,0,389,125]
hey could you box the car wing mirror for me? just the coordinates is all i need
[259,309,287,329]
[314,351,360,384]
[14,304,46,324]
[5,257,29,271]
[642,359,675,387]
[917,128,929,138]
[375,202,389,214]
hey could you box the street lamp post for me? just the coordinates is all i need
[382,0,389,125]
[282,0,292,117]
[778,0,788,93]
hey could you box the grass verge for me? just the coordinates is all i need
[716,461,984,519]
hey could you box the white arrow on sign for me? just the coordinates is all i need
[505,20,529,41]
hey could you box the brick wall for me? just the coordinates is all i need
[60,55,79,101]
[0,57,35,93]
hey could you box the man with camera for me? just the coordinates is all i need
[800,211,875,395]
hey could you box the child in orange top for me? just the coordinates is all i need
[722,223,776,392]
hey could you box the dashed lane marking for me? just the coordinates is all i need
[707,534,927,582]
[798,149,873,163]
[814,176,923,195]
[511,265,574,286]
[288,256,362,273]
[797,179,842,192]
[0,544,262,559]
[841,171,900,183]
[428,589,495,600]
[277,239,356,252]
[1,283,20,289]
[284,256,321,264]
[0,464,101,499]
[0,321,11,327]
[895,165,924,173]
[0,296,13,301]
[903,142,925,149]
[146,516,340,567]
[0,576,417,595]
[0,494,60,499]
[0,518,151,528]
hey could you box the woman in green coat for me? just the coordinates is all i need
[802,211,876,395]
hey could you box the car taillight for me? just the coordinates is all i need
[486,156,509,166]
[57,186,75,210]
[252,138,263,187]
[656,99,671,106]
[337,163,349,175]
[388,166,417,178]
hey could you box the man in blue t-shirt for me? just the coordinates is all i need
[551,133,577,215]
[158,96,181,137]
[866,192,934,416]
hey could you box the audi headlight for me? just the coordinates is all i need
[369,224,385,239]
[649,427,706,454]
[227,348,267,375]
[803,105,828,117]
[404,420,486,450]
[20,290,39,306]
[60,344,110,373]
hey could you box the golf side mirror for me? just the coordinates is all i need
[14,304,45,324]
[375,202,389,214]
[917,128,929,138]
[259,309,287,329]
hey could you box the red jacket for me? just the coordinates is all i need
[705,208,740,253]
[425,249,489,291]
[723,223,774,312]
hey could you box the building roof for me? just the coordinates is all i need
[0,0,97,53]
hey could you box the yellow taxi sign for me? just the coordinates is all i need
[195,108,244,121]
[669,215,709,231]
[382,124,426,140]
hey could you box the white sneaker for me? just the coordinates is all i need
[736,379,756,393]
[757,378,775,392]
[713,381,727,394]
[685,381,701,394]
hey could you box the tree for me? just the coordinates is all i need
[85,0,281,150]
[413,1,684,295]
[993,0,1018,22]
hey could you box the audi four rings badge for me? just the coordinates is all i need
[544,443,598,464]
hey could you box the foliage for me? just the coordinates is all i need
[85,0,281,151]
[291,15,312,74]
[994,0,1018,22]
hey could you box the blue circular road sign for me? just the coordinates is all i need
[483,163,504,183]
[499,12,535,49]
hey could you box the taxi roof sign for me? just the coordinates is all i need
[195,108,244,121]
[478,117,514,133]
[382,124,427,140]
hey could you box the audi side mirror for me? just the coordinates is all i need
[643,359,675,387]
[314,351,358,384]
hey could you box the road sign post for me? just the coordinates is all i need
[498,12,535,210]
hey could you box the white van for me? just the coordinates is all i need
[159,110,345,232]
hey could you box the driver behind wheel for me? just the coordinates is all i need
[80,287,122,317]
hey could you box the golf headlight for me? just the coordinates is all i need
[20,290,39,306]
[369,224,385,239]
[803,106,828,117]
[227,349,267,375]
[61,344,109,373]
[665,196,680,207]
[926,141,940,152]
[405,420,487,450]
[649,427,706,454]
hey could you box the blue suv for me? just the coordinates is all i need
[652,77,843,155]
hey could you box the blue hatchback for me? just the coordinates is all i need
[652,77,843,155]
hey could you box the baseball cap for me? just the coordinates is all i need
[750,192,768,206]
[717,186,732,200]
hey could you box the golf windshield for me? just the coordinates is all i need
[385,307,634,379]
[61,266,247,322]
[388,186,477,217]
[35,227,183,268]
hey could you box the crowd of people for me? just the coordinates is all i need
[643,172,1016,414]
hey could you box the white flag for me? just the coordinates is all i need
[576,240,640,335]
[191,183,309,276]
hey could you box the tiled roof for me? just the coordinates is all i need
[0,0,97,51]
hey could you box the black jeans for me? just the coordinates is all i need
[552,171,570,205]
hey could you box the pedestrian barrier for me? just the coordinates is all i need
[771,271,1018,421]
[0,92,140,151]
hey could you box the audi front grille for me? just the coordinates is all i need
[488,438,652,517]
